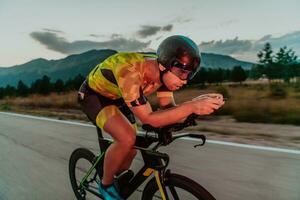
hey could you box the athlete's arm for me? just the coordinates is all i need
[129,96,224,127]
[129,101,193,128]
[157,95,176,109]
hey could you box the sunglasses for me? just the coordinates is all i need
[169,60,194,80]
[170,66,192,80]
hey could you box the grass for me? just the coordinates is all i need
[0,103,12,111]
[1,92,79,109]
[1,83,300,125]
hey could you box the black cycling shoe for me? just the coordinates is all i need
[114,170,134,194]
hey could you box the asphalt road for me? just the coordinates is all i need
[0,112,299,200]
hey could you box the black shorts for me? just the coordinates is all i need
[78,80,136,129]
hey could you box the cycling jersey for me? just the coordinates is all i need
[87,52,173,107]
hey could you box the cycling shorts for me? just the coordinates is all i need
[78,80,136,130]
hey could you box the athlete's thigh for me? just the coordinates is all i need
[102,108,136,144]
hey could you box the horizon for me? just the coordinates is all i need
[3,49,256,68]
[1,0,300,67]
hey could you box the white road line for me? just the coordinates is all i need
[0,111,95,127]
[1,111,300,155]
[183,137,300,155]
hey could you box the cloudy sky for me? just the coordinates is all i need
[1,0,300,67]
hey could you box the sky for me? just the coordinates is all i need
[1,0,300,67]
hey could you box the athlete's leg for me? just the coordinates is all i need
[77,84,137,186]
[101,113,137,185]
[116,148,137,175]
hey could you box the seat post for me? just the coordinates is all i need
[96,126,103,139]
[96,127,110,152]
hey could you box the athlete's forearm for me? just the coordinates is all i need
[145,101,193,127]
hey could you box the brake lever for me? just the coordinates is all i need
[193,134,206,148]
[184,114,198,126]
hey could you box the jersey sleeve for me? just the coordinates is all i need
[156,85,174,98]
[116,66,147,107]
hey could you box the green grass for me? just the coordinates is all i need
[0,103,11,111]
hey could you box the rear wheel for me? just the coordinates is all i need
[69,148,103,200]
[142,173,216,200]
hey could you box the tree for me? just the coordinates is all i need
[274,46,298,65]
[4,85,16,97]
[251,43,299,80]
[249,64,265,79]
[230,66,247,83]
[65,74,85,90]
[190,67,207,85]
[215,68,225,84]
[223,69,231,81]
[17,80,29,97]
[206,68,216,84]
[53,79,64,93]
[0,87,4,99]
[72,74,85,90]
[30,75,52,95]
[257,42,274,65]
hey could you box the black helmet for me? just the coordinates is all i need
[157,35,201,80]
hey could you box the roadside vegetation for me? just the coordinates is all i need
[0,42,299,125]
[1,83,300,125]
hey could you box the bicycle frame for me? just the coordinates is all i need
[78,127,171,199]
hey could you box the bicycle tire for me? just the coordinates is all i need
[69,148,103,200]
[142,173,216,200]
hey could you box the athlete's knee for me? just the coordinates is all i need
[121,131,136,148]
[130,149,137,158]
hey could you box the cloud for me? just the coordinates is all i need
[88,33,120,39]
[171,16,192,24]
[136,24,173,38]
[219,19,238,27]
[137,25,161,38]
[256,31,300,49]
[111,33,122,39]
[162,25,173,31]
[30,31,150,54]
[89,34,101,38]
[200,37,252,55]
[42,28,64,34]
[200,31,300,62]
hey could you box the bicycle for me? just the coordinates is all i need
[69,114,216,200]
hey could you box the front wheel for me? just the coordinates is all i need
[69,148,103,200]
[142,173,216,200]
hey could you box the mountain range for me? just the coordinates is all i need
[0,49,254,87]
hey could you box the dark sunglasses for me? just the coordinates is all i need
[170,66,192,80]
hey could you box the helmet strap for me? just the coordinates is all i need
[159,69,169,86]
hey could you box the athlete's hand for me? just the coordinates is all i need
[192,93,224,101]
[190,93,225,115]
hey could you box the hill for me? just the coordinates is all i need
[0,50,253,87]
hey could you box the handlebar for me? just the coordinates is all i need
[141,114,206,147]
[142,113,198,133]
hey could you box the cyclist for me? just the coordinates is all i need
[78,35,225,200]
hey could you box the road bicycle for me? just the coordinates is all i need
[69,114,216,200]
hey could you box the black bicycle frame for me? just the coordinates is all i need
[82,127,170,199]
[80,114,202,199]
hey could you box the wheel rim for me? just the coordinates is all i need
[73,158,100,200]
[151,185,201,200]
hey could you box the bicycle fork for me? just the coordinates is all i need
[154,170,169,200]
[142,149,171,199]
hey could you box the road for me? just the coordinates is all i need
[0,112,299,200]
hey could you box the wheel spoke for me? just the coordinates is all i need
[69,148,103,200]
[153,194,163,199]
